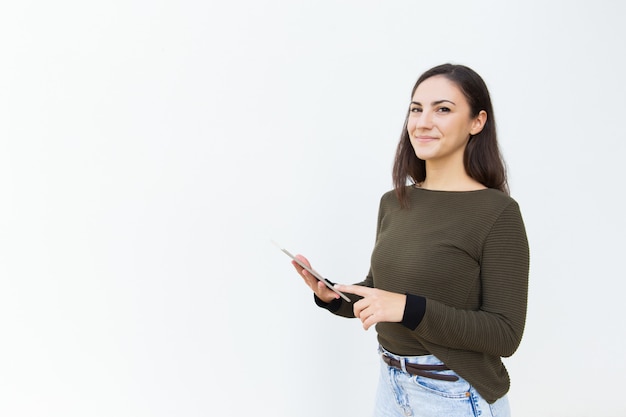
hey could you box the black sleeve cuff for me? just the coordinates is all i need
[314,293,342,313]
[401,293,426,330]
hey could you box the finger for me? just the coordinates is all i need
[294,254,311,268]
[362,313,377,331]
[291,260,305,275]
[293,262,313,281]
[303,269,320,283]
[352,299,367,321]
[334,284,371,297]
[354,306,373,330]
[301,269,320,288]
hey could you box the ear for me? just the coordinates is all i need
[470,110,487,136]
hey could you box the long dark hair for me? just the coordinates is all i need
[392,63,508,208]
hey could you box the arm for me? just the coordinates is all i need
[338,202,529,357]
[414,202,529,356]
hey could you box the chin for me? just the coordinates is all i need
[413,151,436,161]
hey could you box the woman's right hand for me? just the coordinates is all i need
[292,254,339,303]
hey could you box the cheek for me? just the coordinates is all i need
[406,118,416,133]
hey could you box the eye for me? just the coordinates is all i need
[409,106,422,113]
[437,107,451,113]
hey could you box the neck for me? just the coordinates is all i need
[421,162,485,192]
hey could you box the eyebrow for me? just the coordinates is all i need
[410,99,456,106]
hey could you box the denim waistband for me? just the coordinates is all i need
[378,345,446,367]
[378,345,460,381]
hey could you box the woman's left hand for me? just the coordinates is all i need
[334,285,407,330]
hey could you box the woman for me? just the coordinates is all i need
[292,63,529,417]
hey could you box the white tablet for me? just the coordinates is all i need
[273,241,351,303]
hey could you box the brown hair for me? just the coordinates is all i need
[392,63,508,208]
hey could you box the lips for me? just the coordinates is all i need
[414,136,437,142]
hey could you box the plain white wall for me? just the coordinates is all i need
[1,1,624,416]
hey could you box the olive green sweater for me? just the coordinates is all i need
[318,186,529,403]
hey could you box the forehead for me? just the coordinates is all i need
[411,75,465,102]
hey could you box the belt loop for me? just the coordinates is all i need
[400,357,407,374]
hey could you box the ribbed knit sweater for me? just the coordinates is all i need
[317,186,529,403]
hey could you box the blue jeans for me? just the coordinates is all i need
[374,346,510,417]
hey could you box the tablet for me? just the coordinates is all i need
[272,241,351,302]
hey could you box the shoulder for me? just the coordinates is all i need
[480,188,520,209]
[380,188,398,203]
[378,188,404,211]
[465,189,524,224]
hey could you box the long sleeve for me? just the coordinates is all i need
[413,202,529,356]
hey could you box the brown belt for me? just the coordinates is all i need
[382,355,459,382]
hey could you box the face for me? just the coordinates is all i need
[407,75,486,166]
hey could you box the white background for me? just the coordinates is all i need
[1,1,624,416]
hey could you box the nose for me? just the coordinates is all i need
[412,109,433,131]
